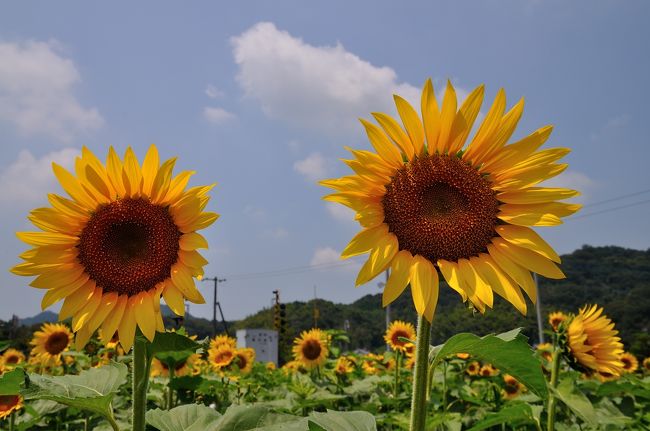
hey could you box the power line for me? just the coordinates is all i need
[569,198,650,220]
[581,188,650,209]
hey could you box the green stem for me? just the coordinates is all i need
[167,365,175,410]
[9,411,15,431]
[132,335,150,431]
[393,351,401,398]
[546,348,561,431]
[442,360,448,412]
[409,314,432,431]
[106,411,121,431]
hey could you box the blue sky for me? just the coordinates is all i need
[1,1,649,322]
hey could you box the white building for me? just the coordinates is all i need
[236,329,279,366]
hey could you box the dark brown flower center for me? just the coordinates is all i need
[0,395,20,411]
[214,350,233,365]
[5,355,20,364]
[302,339,322,360]
[77,198,181,296]
[390,330,409,347]
[235,354,248,370]
[382,154,499,262]
[45,332,69,355]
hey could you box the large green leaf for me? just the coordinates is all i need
[466,403,540,431]
[215,405,302,430]
[146,404,222,431]
[552,378,597,426]
[145,331,200,357]
[308,410,376,431]
[20,362,127,425]
[0,368,25,395]
[0,340,10,353]
[429,328,548,399]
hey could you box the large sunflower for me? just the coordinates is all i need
[566,305,624,376]
[292,329,328,369]
[384,320,416,353]
[208,343,236,371]
[322,80,579,321]
[11,145,217,351]
[30,323,73,363]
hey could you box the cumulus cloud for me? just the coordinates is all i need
[231,22,421,135]
[310,246,360,272]
[0,40,103,142]
[203,106,236,124]
[0,148,78,205]
[205,84,224,99]
[293,152,329,181]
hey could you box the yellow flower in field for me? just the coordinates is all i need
[502,374,525,399]
[619,352,638,373]
[292,329,328,369]
[456,352,470,360]
[536,342,553,362]
[548,311,567,332]
[230,348,255,374]
[0,395,23,420]
[211,334,237,350]
[643,357,650,372]
[266,362,276,371]
[208,344,236,371]
[281,360,304,375]
[566,305,624,376]
[362,360,380,375]
[334,357,354,375]
[30,323,73,363]
[151,353,200,377]
[384,320,416,353]
[404,355,415,370]
[466,361,480,376]
[322,80,579,321]
[11,145,218,351]
[1,349,25,368]
[479,364,498,377]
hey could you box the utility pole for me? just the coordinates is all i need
[534,273,545,345]
[202,276,227,336]
[377,269,391,349]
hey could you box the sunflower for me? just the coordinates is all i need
[479,364,498,377]
[384,320,416,352]
[30,323,73,363]
[566,305,624,376]
[292,329,328,369]
[1,349,25,368]
[536,342,553,362]
[210,334,237,350]
[619,352,638,374]
[643,357,650,373]
[548,311,567,332]
[0,395,23,420]
[281,360,304,375]
[502,374,525,399]
[334,356,354,375]
[11,145,217,351]
[322,80,579,321]
[266,362,276,371]
[456,352,470,360]
[362,360,381,375]
[151,353,200,377]
[229,348,255,374]
[208,343,236,371]
[466,361,480,376]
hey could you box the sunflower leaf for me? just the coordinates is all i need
[0,368,25,395]
[465,403,539,431]
[20,361,127,424]
[429,328,548,399]
[146,404,222,431]
[145,331,200,358]
[307,410,377,431]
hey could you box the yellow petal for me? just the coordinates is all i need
[471,255,527,315]
[84,292,119,335]
[134,292,156,342]
[463,88,506,165]
[492,238,565,279]
[179,250,209,270]
[435,81,458,154]
[342,224,389,258]
[355,233,399,286]
[409,255,436,317]
[171,265,206,304]
[493,164,569,190]
[500,202,581,219]
[52,162,97,208]
[179,232,209,250]
[359,119,403,167]
[394,95,424,157]
[421,78,440,155]
[141,144,160,196]
[59,280,96,320]
[162,281,185,316]
[163,171,195,205]
[458,259,493,308]
[481,125,553,174]
[372,112,415,159]
[487,243,536,302]
[30,264,85,289]
[48,194,89,218]
[121,147,143,197]
[75,325,94,350]
[447,84,485,154]
[382,250,414,306]
[151,158,177,204]
[118,298,137,351]
[40,272,90,309]
[106,146,126,197]
[356,203,385,228]
[498,187,580,204]
[155,311,165,332]
[181,212,219,233]
[100,295,127,344]
[481,97,525,163]
[495,225,560,263]
[17,231,78,247]
[437,259,468,300]
[497,211,562,227]
[72,287,103,332]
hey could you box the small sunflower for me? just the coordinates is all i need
[266,362,276,371]
[548,311,567,332]
[230,348,255,374]
[466,361,480,376]
[30,323,73,363]
[643,357,650,373]
[322,80,579,321]
[384,320,416,352]
[0,395,23,420]
[619,352,638,374]
[210,334,237,350]
[1,349,25,368]
[566,305,624,376]
[362,360,380,375]
[281,360,304,375]
[536,343,553,362]
[479,364,498,377]
[208,343,236,371]
[12,145,218,351]
[334,357,354,375]
[292,329,328,369]
[502,374,525,399]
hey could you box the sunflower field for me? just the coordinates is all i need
[2,80,650,431]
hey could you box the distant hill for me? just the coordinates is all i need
[234,246,650,356]
[19,311,58,326]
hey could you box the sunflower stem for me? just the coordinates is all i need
[9,411,15,431]
[132,333,150,431]
[167,365,175,410]
[409,314,431,431]
[546,347,562,431]
[393,350,401,398]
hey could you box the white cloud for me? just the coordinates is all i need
[310,246,360,272]
[0,148,78,204]
[293,152,329,181]
[231,22,421,135]
[543,170,595,203]
[205,84,224,99]
[0,40,103,142]
[326,202,356,223]
[203,106,236,124]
